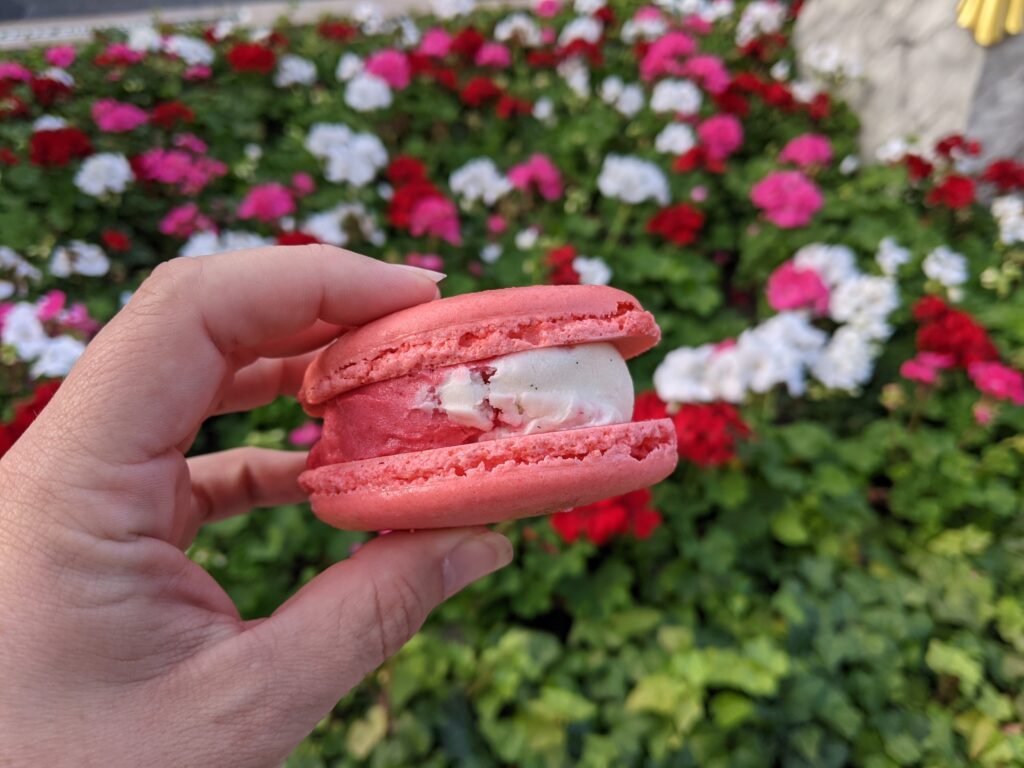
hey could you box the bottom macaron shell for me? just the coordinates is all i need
[300,419,678,531]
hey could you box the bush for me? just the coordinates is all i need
[2,1,1024,764]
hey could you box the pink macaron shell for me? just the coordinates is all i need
[300,285,659,413]
[299,419,678,531]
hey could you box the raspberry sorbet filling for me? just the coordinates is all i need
[308,342,635,468]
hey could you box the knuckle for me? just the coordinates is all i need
[135,257,202,307]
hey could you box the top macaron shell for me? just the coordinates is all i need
[299,284,660,415]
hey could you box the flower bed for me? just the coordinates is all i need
[3,0,1024,764]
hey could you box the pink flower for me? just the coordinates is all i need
[683,16,713,35]
[98,43,142,65]
[780,133,834,168]
[969,361,1024,405]
[134,148,227,195]
[410,197,462,245]
[92,98,148,132]
[487,214,508,234]
[36,290,66,322]
[750,171,824,228]
[639,32,695,81]
[159,202,215,237]
[184,65,212,81]
[900,352,956,385]
[973,402,995,425]
[0,303,12,331]
[536,0,562,18]
[634,6,665,22]
[682,54,729,94]
[0,61,32,81]
[365,49,411,90]
[291,172,316,197]
[45,46,76,68]
[289,422,323,447]
[541,27,557,45]
[418,28,453,58]
[698,114,744,161]
[406,252,445,271]
[172,133,208,154]
[475,42,512,68]
[508,153,564,200]
[690,185,708,202]
[61,303,99,334]
[766,262,829,314]
[237,183,295,222]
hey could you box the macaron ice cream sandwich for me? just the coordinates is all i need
[298,285,678,530]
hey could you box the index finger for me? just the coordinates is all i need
[37,246,442,468]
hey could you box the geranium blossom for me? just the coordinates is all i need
[969,362,1024,405]
[597,155,669,205]
[766,262,829,314]
[237,183,295,222]
[780,133,833,167]
[74,153,133,197]
[507,154,564,200]
[751,170,824,228]
[91,99,148,132]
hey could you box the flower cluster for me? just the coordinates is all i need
[0,290,97,380]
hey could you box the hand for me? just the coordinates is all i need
[0,246,513,766]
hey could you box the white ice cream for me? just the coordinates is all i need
[436,342,634,438]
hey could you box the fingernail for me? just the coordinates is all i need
[442,532,513,598]
[393,264,447,283]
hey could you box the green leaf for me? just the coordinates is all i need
[926,639,983,695]
[345,705,387,760]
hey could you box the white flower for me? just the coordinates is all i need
[829,275,899,340]
[345,72,392,112]
[558,58,591,98]
[450,159,512,205]
[992,196,1024,245]
[30,335,85,379]
[50,242,110,277]
[180,231,272,258]
[433,0,475,18]
[0,282,13,300]
[923,246,968,287]
[875,237,910,276]
[803,43,862,79]
[335,53,363,82]
[875,138,909,164]
[572,255,612,285]
[770,60,791,80]
[306,123,353,157]
[575,0,607,12]
[614,85,645,117]
[790,80,819,104]
[354,2,386,33]
[655,123,696,155]
[597,155,670,205]
[654,344,715,402]
[599,76,624,103]
[839,155,860,175]
[33,115,66,131]
[811,326,875,392]
[704,345,749,402]
[42,67,73,86]
[274,54,317,88]
[303,203,382,246]
[533,98,554,121]
[481,244,503,264]
[494,13,542,46]
[127,25,162,52]
[650,79,702,115]
[515,227,539,250]
[744,312,827,396]
[1,303,49,360]
[736,0,786,46]
[559,16,604,46]
[305,123,387,186]
[244,143,262,161]
[622,14,668,43]
[74,153,133,197]
[163,35,214,66]
[210,19,236,40]
[0,246,42,283]
[793,243,857,288]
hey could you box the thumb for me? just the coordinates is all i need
[213,527,511,757]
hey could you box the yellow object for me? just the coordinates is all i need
[957,0,1024,45]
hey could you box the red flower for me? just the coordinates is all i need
[550,489,662,546]
[904,154,934,182]
[935,134,981,159]
[913,297,999,369]
[559,40,604,66]
[150,101,195,130]
[0,380,62,459]
[926,175,975,209]
[496,94,532,119]
[594,5,616,24]
[387,155,428,185]
[713,87,750,117]
[731,72,765,94]
[101,229,131,252]
[526,50,559,68]
[633,390,669,422]
[30,76,72,106]
[226,43,276,74]
[807,92,831,121]
[547,245,580,285]
[29,127,92,167]
[0,147,17,165]
[276,231,321,245]
[460,76,502,106]
[982,159,1024,192]
[318,20,357,41]
[673,403,750,466]
[762,82,796,111]
[450,28,485,60]
[388,179,442,229]
[647,204,705,245]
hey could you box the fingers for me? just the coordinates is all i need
[178,448,307,547]
[211,352,318,416]
[229,529,512,741]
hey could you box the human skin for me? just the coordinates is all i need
[0,245,513,767]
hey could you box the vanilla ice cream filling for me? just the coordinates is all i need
[430,342,634,439]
